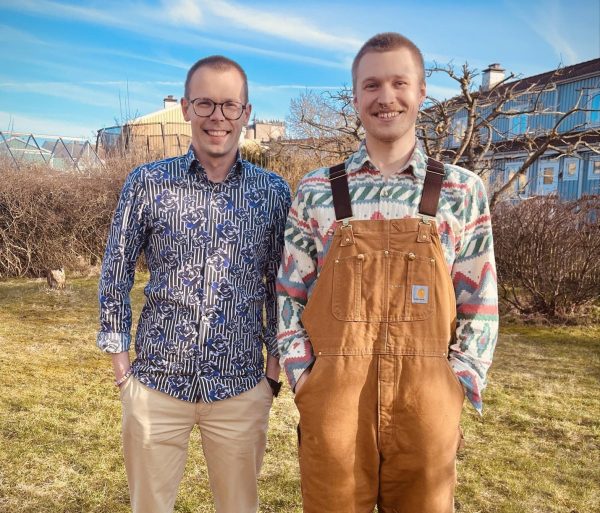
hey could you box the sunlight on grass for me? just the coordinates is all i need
[0,277,598,512]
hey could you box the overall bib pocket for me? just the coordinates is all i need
[332,250,435,322]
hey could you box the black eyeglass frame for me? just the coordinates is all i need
[187,97,247,120]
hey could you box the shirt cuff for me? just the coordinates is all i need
[96,332,131,353]
[450,357,484,415]
[285,356,315,392]
[263,336,279,358]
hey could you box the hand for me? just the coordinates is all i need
[265,353,281,382]
[111,351,131,385]
[294,369,310,394]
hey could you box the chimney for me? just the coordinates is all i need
[481,63,505,92]
[163,95,178,109]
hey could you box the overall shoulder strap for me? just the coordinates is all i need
[418,157,446,219]
[328,162,353,221]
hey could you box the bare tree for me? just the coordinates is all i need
[418,62,600,208]
[285,88,361,166]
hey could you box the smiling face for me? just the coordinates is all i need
[353,47,426,150]
[181,65,251,166]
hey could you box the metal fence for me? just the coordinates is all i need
[0,131,103,172]
[96,122,192,159]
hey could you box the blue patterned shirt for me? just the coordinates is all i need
[97,147,291,402]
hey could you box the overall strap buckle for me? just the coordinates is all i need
[339,223,355,246]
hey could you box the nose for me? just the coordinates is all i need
[210,103,226,121]
[378,83,396,106]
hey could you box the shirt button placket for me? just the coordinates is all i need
[381,186,391,218]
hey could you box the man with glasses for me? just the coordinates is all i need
[97,55,291,513]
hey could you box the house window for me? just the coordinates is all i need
[452,118,466,143]
[511,113,528,135]
[492,168,504,192]
[563,159,579,181]
[588,89,600,126]
[506,162,527,194]
[589,158,600,180]
[543,167,555,185]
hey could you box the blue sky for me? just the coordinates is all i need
[1,0,599,139]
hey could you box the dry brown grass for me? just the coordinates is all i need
[0,276,598,512]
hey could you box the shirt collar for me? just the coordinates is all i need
[345,140,428,180]
[184,145,244,179]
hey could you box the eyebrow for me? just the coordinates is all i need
[361,73,411,84]
[191,96,242,103]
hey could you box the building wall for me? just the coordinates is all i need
[477,66,600,201]
[491,151,600,201]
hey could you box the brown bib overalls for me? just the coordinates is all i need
[295,159,464,513]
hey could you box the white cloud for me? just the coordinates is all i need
[507,0,579,64]
[0,111,96,139]
[164,0,203,25]
[0,81,122,108]
[0,23,50,46]
[250,83,342,92]
[0,23,191,72]
[2,0,349,69]
[198,0,362,51]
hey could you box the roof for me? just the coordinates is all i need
[42,140,90,158]
[502,58,600,94]
[0,136,52,152]
[130,103,188,125]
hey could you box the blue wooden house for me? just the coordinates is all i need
[446,59,600,201]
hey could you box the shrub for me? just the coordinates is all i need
[0,148,311,279]
[493,196,600,321]
[0,156,137,278]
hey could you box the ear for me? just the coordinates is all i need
[352,92,358,111]
[419,82,427,107]
[242,103,252,124]
[181,97,191,122]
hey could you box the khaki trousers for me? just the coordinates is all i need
[120,376,273,513]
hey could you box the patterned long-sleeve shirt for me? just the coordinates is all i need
[97,147,291,402]
[277,141,498,413]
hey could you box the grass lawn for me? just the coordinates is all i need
[0,276,598,513]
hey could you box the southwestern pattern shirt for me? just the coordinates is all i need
[277,141,499,413]
[97,147,291,402]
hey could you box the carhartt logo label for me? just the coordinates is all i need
[412,285,429,304]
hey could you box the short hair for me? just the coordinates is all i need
[351,32,425,90]
[184,55,249,103]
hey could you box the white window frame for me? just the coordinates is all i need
[538,160,559,194]
[562,158,579,182]
[452,117,467,145]
[505,161,527,194]
[491,166,505,193]
[589,156,600,180]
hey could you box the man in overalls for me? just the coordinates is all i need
[277,32,498,513]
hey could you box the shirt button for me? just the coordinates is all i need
[381,189,389,197]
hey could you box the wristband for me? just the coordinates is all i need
[115,368,133,387]
[266,377,282,397]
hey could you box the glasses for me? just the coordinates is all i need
[188,98,247,120]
